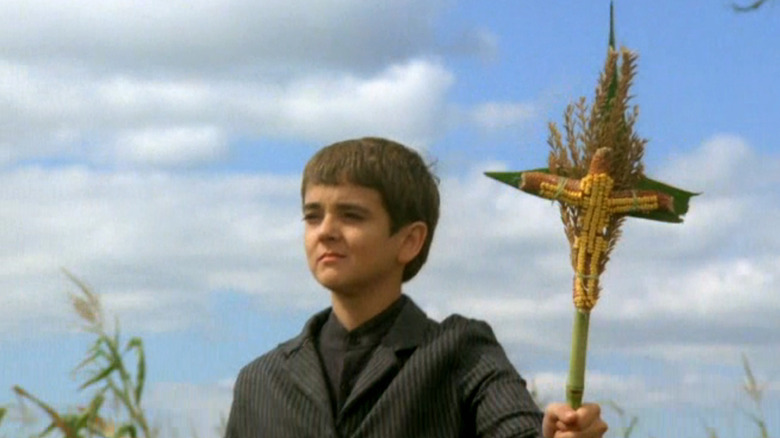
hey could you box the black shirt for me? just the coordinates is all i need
[315,294,408,416]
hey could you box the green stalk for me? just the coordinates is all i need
[566,309,590,409]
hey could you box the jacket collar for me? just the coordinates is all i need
[279,295,434,424]
[280,294,431,357]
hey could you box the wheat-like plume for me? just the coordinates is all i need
[547,47,647,293]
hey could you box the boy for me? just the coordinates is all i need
[225,137,608,437]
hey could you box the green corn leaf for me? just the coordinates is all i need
[13,386,74,437]
[126,337,146,404]
[86,393,105,417]
[115,424,138,438]
[108,378,134,413]
[484,169,545,189]
[632,176,700,222]
[37,422,58,438]
[79,362,117,391]
[625,417,638,437]
[74,341,105,372]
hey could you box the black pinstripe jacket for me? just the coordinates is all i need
[225,297,543,438]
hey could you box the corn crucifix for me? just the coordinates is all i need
[485,3,697,409]
[518,147,675,311]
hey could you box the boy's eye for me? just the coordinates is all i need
[302,213,321,223]
[343,212,364,220]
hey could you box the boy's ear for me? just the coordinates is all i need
[397,221,428,265]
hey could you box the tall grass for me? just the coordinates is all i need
[5,272,153,438]
[738,353,770,438]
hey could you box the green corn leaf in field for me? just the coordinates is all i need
[12,386,74,437]
[625,417,638,437]
[79,362,117,391]
[746,413,769,438]
[38,422,58,437]
[73,393,105,431]
[126,337,146,404]
[115,424,138,438]
[75,339,106,372]
[741,353,767,405]
[110,380,135,413]
[0,406,6,425]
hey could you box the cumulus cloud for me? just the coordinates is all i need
[0,0,510,166]
[146,380,233,437]
[470,101,537,130]
[0,0,450,74]
[0,59,454,165]
[273,60,454,147]
[113,126,228,167]
[0,167,315,337]
[532,371,674,407]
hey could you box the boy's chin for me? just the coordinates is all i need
[318,279,364,297]
[314,276,350,294]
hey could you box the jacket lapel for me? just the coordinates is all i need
[281,309,334,420]
[340,297,432,415]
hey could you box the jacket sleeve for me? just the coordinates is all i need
[458,319,543,438]
[224,367,250,438]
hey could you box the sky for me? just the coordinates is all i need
[0,1,778,437]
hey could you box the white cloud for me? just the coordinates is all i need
[0,0,450,74]
[0,167,315,337]
[146,380,233,438]
[275,60,454,147]
[470,101,537,130]
[114,126,228,167]
[0,0,499,166]
[532,371,673,408]
[0,59,454,165]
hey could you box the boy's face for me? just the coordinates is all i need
[302,183,409,296]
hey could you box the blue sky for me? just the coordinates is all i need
[0,1,778,437]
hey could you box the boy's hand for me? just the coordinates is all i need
[542,403,608,438]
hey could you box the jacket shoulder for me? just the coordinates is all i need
[234,338,298,388]
[436,313,501,343]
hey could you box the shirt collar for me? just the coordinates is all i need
[319,295,408,350]
[281,294,431,356]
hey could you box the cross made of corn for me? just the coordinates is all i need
[493,147,678,312]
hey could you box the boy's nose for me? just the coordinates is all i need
[318,214,340,241]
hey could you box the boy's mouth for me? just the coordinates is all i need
[318,252,345,262]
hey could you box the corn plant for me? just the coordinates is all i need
[11,271,153,438]
[741,353,770,438]
[604,400,639,438]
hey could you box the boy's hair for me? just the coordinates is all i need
[301,137,440,282]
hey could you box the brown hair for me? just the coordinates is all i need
[301,137,440,282]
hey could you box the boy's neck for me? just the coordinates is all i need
[330,288,403,331]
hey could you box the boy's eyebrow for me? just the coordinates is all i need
[302,202,371,214]
[335,203,371,215]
